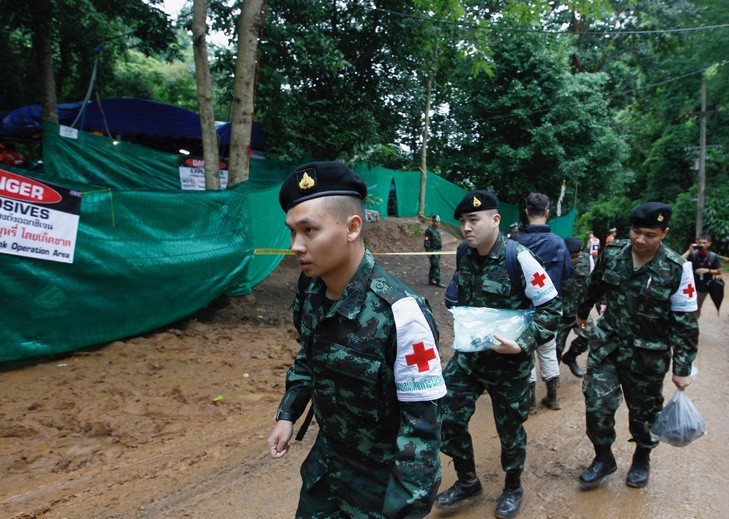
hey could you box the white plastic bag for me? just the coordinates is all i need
[650,389,706,447]
[450,306,534,352]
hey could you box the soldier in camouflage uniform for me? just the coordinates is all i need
[576,202,699,490]
[424,215,446,287]
[435,190,562,519]
[268,161,447,518]
[555,236,594,378]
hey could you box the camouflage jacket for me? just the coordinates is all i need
[424,225,442,251]
[576,241,699,376]
[277,250,446,516]
[455,234,562,378]
[561,251,593,317]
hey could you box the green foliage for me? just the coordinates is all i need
[106,45,198,112]
[430,15,629,209]
[2,0,728,244]
[574,195,634,243]
[0,0,177,111]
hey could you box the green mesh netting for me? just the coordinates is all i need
[0,123,573,362]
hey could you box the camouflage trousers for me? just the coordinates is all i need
[582,344,668,449]
[428,254,441,283]
[555,315,590,360]
[440,352,531,473]
[296,438,389,518]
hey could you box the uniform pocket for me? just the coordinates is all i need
[602,270,622,286]
[326,343,382,421]
[630,338,670,377]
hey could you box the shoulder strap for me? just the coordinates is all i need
[455,240,468,267]
[505,238,520,292]
[444,241,469,308]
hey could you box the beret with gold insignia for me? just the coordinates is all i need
[629,201,672,228]
[278,161,367,212]
[453,189,499,219]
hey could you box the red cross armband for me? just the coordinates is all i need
[392,297,447,402]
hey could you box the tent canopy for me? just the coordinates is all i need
[0,97,265,155]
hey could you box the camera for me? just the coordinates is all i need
[695,245,704,251]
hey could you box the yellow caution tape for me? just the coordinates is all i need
[253,249,456,256]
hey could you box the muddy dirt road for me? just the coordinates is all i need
[1,217,726,519]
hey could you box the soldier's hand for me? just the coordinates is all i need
[268,420,294,459]
[672,374,693,391]
[491,334,522,354]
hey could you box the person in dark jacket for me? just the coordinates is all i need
[511,192,572,410]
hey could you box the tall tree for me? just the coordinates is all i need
[228,0,266,185]
[410,0,492,216]
[29,0,58,123]
[192,0,221,190]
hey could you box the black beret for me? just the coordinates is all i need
[279,161,367,212]
[564,236,582,254]
[453,189,499,219]
[629,202,671,228]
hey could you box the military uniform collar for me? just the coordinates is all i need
[623,241,668,273]
[327,249,374,320]
[488,233,507,260]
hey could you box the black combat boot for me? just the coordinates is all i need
[626,446,651,488]
[561,349,584,378]
[435,458,483,508]
[579,444,617,489]
[540,376,561,410]
[528,382,536,413]
[495,470,523,519]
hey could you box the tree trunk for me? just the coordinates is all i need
[30,0,58,124]
[419,43,439,218]
[227,0,265,186]
[418,73,433,218]
[192,0,220,190]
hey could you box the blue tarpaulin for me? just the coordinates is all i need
[0,98,265,152]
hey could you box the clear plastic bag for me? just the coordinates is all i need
[650,389,706,447]
[450,306,534,352]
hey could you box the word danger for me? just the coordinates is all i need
[0,171,62,204]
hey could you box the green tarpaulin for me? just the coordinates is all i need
[0,123,574,362]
